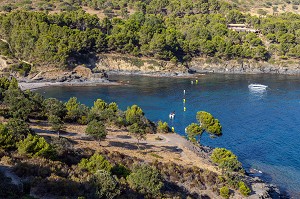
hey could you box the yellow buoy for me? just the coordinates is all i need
[172,127,175,132]
[183,98,186,103]
[184,107,186,111]
[195,79,198,84]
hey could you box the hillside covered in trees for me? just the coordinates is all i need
[0,0,299,74]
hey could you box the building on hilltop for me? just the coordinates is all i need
[227,24,259,33]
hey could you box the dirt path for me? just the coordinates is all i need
[30,121,220,174]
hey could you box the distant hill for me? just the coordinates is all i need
[0,0,299,76]
[225,0,300,15]
[1,0,300,17]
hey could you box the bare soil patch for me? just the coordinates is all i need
[30,120,220,174]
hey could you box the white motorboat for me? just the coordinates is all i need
[169,113,175,119]
[248,84,268,90]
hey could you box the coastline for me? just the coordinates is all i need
[17,72,286,198]
[18,70,202,91]
[18,79,122,91]
[18,68,296,91]
[29,118,282,198]
[96,53,300,76]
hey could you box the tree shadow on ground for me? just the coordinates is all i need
[108,141,139,150]
[29,120,50,127]
[108,141,183,155]
[108,128,127,133]
[116,135,132,139]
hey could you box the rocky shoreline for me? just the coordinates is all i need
[18,79,121,91]
[95,54,300,75]
[189,58,300,75]
[16,69,287,198]
[186,143,284,198]
[6,53,300,92]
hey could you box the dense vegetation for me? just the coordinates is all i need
[0,0,299,73]
[186,111,222,144]
[0,77,252,198]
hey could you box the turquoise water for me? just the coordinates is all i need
[36,74,300,197]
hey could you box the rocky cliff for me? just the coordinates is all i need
[95,54,300,75]
[189,57,300,74]
[1,54,300,82]
[95,54,188,75]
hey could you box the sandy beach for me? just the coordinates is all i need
[18,70,205,91]
[18,80,122,90]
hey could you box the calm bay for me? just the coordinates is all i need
[36,74,300,197]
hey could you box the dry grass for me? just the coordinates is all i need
[225,0,300,15]
[30,120,220,174]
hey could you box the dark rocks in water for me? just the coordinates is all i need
[57,76,67,82]
[248,168,263,177]
[188,69,196,74]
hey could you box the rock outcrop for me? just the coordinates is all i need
[189,58,300,74]
[95,54,300,75]
[95,54,187,75]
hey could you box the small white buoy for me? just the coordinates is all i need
[183,89,186,95]
[191,81,193,84]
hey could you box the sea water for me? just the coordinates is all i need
[36,74,300,197]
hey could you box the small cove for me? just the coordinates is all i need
[36,74,300,197]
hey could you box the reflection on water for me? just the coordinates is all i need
[36,74,300,197]
[249,88,268,99]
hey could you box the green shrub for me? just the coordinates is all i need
[17,134,56,159]
[186,123,203,143]
[10,62,31,77]
[85,120,107,142]
[157,121,169,133]
[128,123,146,149]
[43,98,67,119]
[211,148,243,172]
[0,123,15,149]
[239,181,251,196]
[48,115,65,133]
[115,116,126,127]
[0,41,12,56]
[89,99,119,122]
[91,99,108,112]
[91,170,120,199]
[65,97,89,123]
[111,163,131,178]
[77,116,88,125]
[78,153,112,173]
[196,111,222,136]
[220,186,230,198]
[127,164,163,197]
[50,136,74,157]
[6,118,31,141]
[125,105,144,125]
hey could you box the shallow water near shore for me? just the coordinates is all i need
[36,73,300,197]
